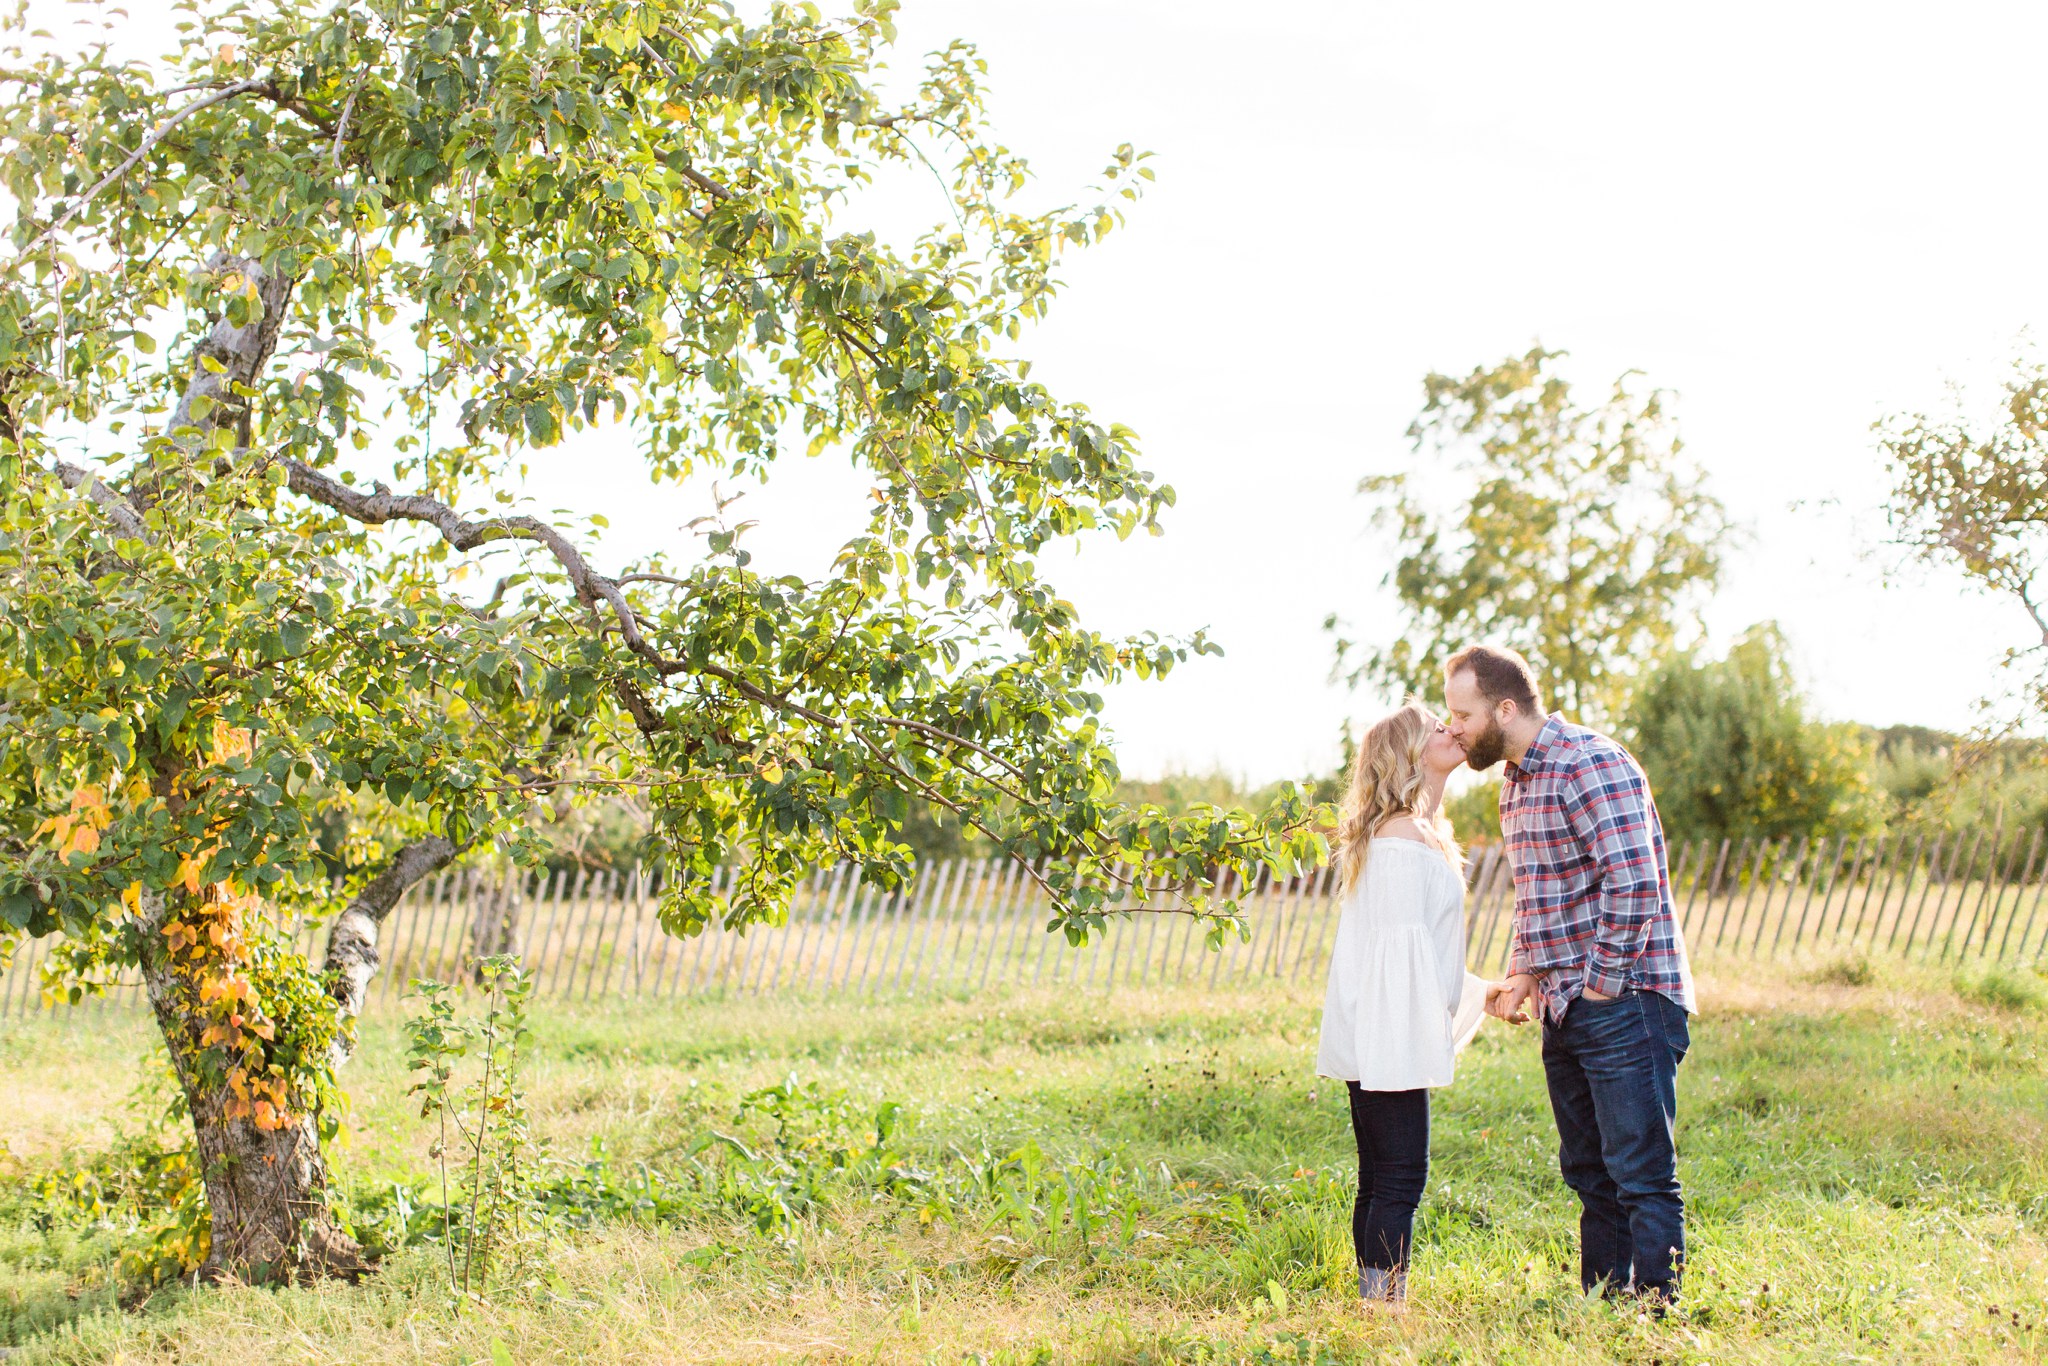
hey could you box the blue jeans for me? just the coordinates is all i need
[1345,1084,1429,1271]
[1540,987,1690,1299]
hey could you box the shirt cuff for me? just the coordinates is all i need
[1583,957,1631,998]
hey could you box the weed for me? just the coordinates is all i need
[402,957,543,1304]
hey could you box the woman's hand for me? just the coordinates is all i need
[1485,974,1536,1024]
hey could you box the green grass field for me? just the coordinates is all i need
[2,955,2045,1364]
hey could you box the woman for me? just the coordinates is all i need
[1316,701,1485,1310]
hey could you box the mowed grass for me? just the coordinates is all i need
[1,953,2045,1364]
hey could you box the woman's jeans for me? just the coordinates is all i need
[1345,1083,1430,1271]
[1540,987,1691,1300]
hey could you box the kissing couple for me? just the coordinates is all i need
[1314,644,1696,1311]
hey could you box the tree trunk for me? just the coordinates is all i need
[136,889,363,1282]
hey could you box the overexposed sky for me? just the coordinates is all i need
[26,2,2043,783]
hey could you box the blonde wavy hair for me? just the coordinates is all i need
[1336,701,1462,892]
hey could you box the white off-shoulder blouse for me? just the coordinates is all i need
[1316,838,1487,1090]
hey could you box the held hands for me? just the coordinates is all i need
[1484,973,1537,1025]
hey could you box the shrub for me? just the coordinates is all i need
[1624,624,1881,843]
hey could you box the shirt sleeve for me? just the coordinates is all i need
[1500,785,1535,980]
[1559,750,1665,998]
[1507,918,1534,979]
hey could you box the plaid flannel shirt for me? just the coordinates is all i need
[1499,716,1696,1024]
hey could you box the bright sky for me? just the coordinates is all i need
[27,2,2043,784]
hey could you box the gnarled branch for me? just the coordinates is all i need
[322,834,462,1063]
[53,460,147,540]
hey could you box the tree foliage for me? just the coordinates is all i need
[1334,347,1731,724]
[1621,624,1878,843]
[0,0,1318,1277]
[1881,357,2048,711]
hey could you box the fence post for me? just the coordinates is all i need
[1885,833,1931,952]
[1032,867,1064,987]
[1675,839,1708,940]
[1997,833,2046,962]
[1926,830,1983,961]
[1695,839,1731,947]
[1842,836,1890,945]
[983,859,1030,990]
[1135,875,1167,989]
[851,873,899,993]
[942,858,990,990]
[1785,836,1839,952]
[1950,829,2012,962]
[1908,833,1968,957]
[433,868,476,989]
[805,865,854,992]
[1762,836,1811,956]
[522,869,561,984]
[2016,857,2048,964]
[1986,829,2041,961]
[1230,867,1272,988]
[579,870,618,1001]
[1728,835,1777,950]
[1823,836,1868,942]
[758,868,811,994]
[906,859,959,992]
[1712,838,1755,949]
[1809,835,1852,944]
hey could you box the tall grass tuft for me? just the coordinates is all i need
[1809,954,1876,987]
[1953,965,2047,1011]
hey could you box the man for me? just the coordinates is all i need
[1442,644,1696,1304]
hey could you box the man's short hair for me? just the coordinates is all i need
[1444,644,1541,714]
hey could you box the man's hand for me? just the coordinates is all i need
[1582,987,1614,1002]
[1485,973,1537,1025]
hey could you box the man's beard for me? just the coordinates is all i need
[1463,716,1506,770]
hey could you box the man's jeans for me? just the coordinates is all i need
[1540,987,1691,1299]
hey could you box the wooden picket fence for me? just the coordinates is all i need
[4,830,2046,1019]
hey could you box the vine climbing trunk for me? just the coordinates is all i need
[135,887,363,1281]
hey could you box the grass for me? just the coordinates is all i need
[2,955,2045,1363]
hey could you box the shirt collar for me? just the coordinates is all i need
[1504,714,1566,782]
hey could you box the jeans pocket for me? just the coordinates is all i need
[1655,993,1692,1062]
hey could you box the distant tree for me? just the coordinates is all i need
[1622,625,1879,843]
[1871,726,2048,837]
[1333,347,1732,725]
[1881,357,2048,712]
[1444,778,1503,844]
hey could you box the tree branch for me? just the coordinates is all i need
[322,835,463,1063]
[16,80,272,258]
[281,460,1036,785]
[52,460,147,540]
